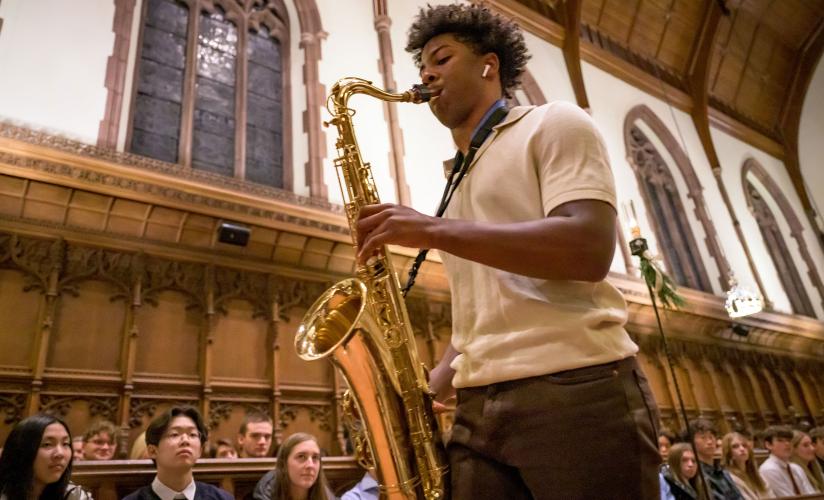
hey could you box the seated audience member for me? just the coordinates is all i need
[812,427,824,473]
[82,420,117,460]
[72,436,85,459]
[659,429,678,462]
[660,442,705,500]
[341,470,378,500]
[791,430,824,492]
[0,413,92,500]
[758,425,817,496]
[252,433,332,500]
[238,413,274,458]
[721,432,775,499]
[131,431,150,460]
[123,406,233,500]
[213,439,238,459]
[689,418,743,500]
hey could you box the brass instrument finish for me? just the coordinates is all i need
[295,78,446,500]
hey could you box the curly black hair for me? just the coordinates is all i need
[406,4,530,98]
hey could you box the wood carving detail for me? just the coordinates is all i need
[39,395,118,421]
[279,403,331,432]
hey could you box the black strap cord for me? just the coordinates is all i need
[402,106,509,297]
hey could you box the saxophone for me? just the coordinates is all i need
[294,78,447,500]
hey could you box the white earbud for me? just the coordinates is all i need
[482,64,491,78]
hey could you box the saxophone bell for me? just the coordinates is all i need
[296,77,448,500]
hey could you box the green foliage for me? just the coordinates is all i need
[639,257,686,310]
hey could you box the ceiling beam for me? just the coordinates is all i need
[684,0,769,301]
[778,18,824,250]
[483,0,784,159]
[556,0,589,109]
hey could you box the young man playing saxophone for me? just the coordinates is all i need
[356,4,659,499]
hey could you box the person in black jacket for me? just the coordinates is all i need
[123,406,233,500]
[690,418,743,500]
[660,442,705,500]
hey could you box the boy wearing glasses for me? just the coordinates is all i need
[123,406,233,500]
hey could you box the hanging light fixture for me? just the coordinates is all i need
[725,275,763,318]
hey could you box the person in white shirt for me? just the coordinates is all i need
[758,425,817,497]
[123,406,233,500]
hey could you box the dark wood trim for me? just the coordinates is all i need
[778,19,824,251]
[742,158,824,317]
[482,0,785,160]
[477,0,564,45]
[519,69,547,105]
[97,0,137,149]
[685,0,722,170]
[556,0,588,109]
[683,0,768,303]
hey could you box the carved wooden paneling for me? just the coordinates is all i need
[212,300,270,380]
[0,392,26,444]
[279,402,334,453]
[50,279,126,372]
[0,269,39,367]
[277,315,331,387]
[134,291,201,376]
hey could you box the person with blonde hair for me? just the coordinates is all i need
[129,431,149,460]
[791,430,824,493]
[659,443,706,500]
[721,432,774,499]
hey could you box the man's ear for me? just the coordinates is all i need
[147,444,158,459]
[482,53,500,77]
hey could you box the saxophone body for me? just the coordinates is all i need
[295,78,447,500]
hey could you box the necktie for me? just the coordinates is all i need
[787,464,801,495]
[173,495,187,500]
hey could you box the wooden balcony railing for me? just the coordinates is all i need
[72,457,363,500]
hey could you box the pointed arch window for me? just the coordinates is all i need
[127,0,290,189]
[626,124,712,292]
[624,105,731,293]
[741,159,824,318]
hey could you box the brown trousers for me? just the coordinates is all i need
[448,356,660,500]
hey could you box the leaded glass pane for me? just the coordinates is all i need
[130,0,187,163]
[191,8,237,176]
[245,29,282,187]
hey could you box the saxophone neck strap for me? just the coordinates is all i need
[402,105,509,297]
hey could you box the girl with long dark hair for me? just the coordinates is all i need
[0,414,92,500]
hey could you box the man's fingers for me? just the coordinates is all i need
[356,205,395,248]
[357,225,391,264]
[432,401,452,414]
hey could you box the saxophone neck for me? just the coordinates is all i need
[329,78,432,115]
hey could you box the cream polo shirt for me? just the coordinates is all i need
[439,101,638,388]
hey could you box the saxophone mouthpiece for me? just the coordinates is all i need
[411,84,433,103]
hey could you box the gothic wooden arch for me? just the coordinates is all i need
[741,158,824,316]
[624,104,729,292]
[518,69,547,105]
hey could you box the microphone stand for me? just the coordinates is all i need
[629,235,711,500]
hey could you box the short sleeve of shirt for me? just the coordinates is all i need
[533,101,617,216]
